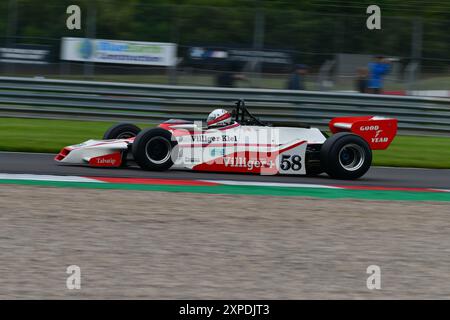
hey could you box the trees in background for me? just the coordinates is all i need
[1,0,449,67]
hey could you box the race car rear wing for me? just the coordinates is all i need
[329,116,398,150]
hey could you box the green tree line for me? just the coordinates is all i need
[1,0,449,66]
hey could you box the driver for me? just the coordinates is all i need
[207,109,232,128]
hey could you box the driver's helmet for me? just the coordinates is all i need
[207,109,232,127]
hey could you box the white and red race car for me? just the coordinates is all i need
[55,100,397,179]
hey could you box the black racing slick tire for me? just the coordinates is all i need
[132,128,177,171]
[103,123,141,140]
[320,132,372,180]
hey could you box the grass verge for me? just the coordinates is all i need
[0,117,449,168]
[0,117,153,153]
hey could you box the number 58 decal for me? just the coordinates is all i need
[277,142,307,175]
[280,154,302,171]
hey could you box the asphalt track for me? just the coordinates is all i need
[1,151,450,189]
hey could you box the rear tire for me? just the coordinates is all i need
[320,132,372,180]
[132,128,177,171]
[103,123,141,140]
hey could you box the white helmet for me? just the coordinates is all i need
[207,109,232,127]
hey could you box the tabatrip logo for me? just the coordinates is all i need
[89,153,122,167]
[97,158,116,165]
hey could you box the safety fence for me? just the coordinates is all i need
[0,76,449,135]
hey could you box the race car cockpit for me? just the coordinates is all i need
[230,99,267,126]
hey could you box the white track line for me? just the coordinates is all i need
[430,189,450,193]
[201,180,341,189]
[0,173,104,183]
[0,173,336,188]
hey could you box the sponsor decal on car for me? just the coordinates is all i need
[88,152,122,167]
[210,148,226,157]
[223,156,276,171]
[190,135,237,143]
[359,125,380,131]
[371,129,389,143]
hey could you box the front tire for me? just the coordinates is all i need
[320,132,372,179]
[103,123,141,140]
[132,128,177,171]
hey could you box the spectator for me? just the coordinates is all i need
[367,55,391,94]
[215,62,246,88]
[286,64,308,90]
[355,67,369,93]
